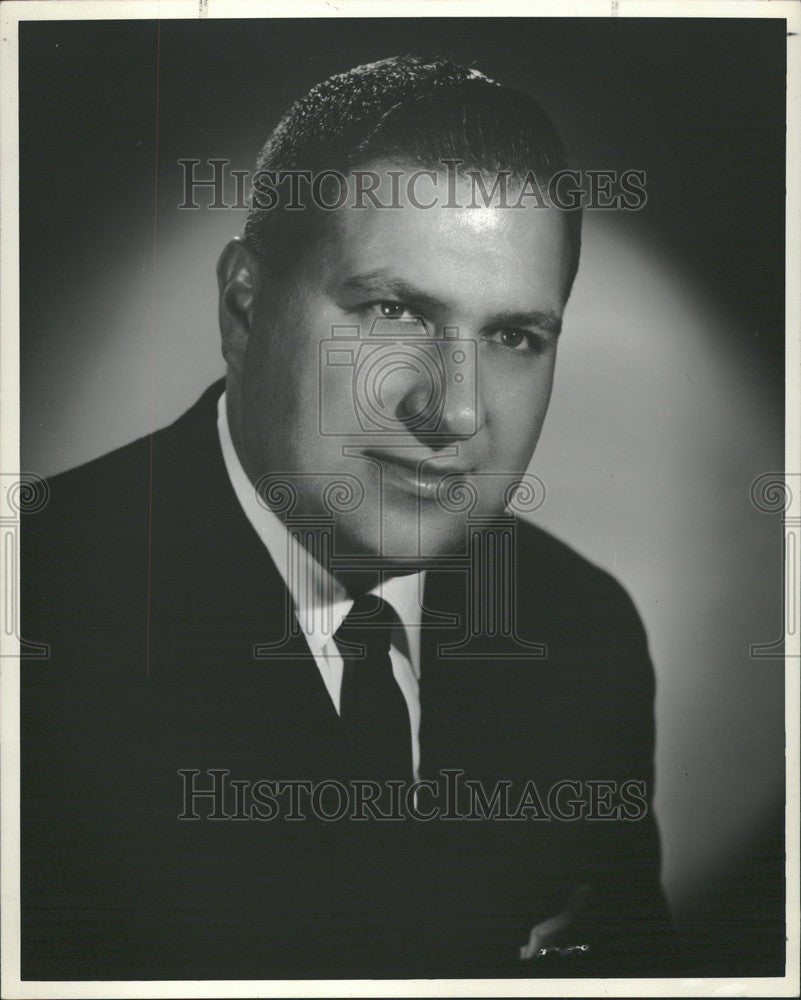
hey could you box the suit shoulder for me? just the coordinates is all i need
[514,520,657,730]
[515,517,632,596]
[514,518,648,641]
[30,381,223,523]
[22,434,155,604]
[39,433,154,510]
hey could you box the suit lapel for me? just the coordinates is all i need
[147,380,344,757]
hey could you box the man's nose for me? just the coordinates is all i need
[393,335,486,443]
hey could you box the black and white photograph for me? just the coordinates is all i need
[1,1,798,996]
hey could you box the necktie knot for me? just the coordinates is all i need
[335,593,398,661]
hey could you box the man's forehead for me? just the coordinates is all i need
[321,189,571,311]
[331,165,567,240]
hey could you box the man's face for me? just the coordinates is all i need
[235,167,572,565]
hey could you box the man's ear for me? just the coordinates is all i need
[217,237,260,380]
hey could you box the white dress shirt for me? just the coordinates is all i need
[217,391,426,781]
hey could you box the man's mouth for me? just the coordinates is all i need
[361,449,473,501]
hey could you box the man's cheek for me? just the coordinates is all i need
[489,403,545,464]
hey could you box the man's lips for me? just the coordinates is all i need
[361,449,474,500]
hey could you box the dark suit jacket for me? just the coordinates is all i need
[22,379,674,980]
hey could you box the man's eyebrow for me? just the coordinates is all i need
[336,270,445,314]
[337,269,563,336]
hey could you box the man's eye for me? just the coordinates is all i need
[484,328,545,354]
[374,301,417,320]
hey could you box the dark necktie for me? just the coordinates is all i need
[335,593,414,783]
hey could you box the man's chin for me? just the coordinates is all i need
[331,516,471,569]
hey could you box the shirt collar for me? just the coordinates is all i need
[216,390,425,667]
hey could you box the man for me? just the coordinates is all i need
[22,56,673,980]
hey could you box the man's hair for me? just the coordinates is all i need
[242,55,582,293]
